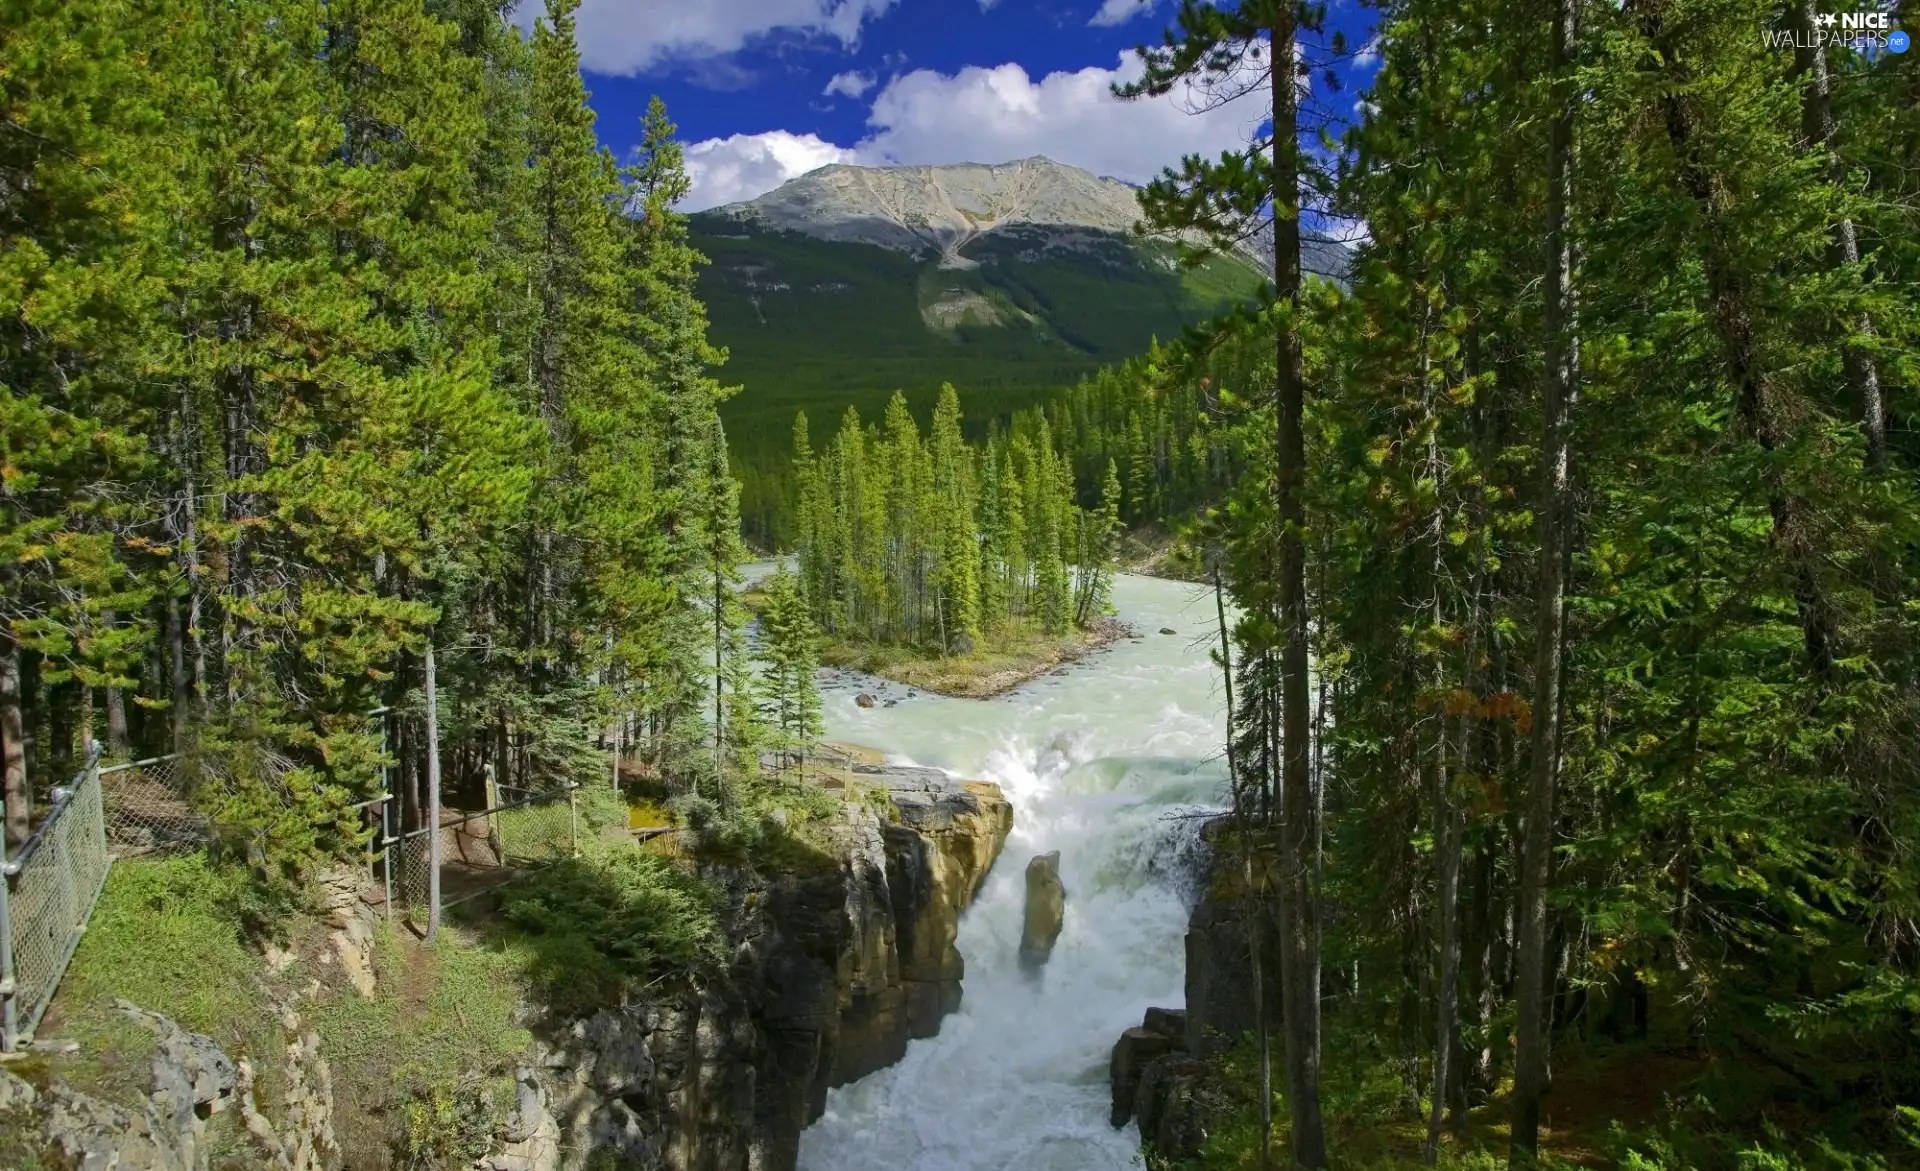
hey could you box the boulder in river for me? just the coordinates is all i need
[1159,627,1178,636]
[1018,851,1066,974]
[1109,1006,1187,1127]
[855,693,877,708]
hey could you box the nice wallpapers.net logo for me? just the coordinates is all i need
[1763,11,1910,52]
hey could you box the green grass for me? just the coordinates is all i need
[306,924,533,1169]
[39,855,282,1105]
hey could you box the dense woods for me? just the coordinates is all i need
[786,384,1123,652]
[1039,0,1920,1165]
[6,0,1918,1161]
[0,0,786,873]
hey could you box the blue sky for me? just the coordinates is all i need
[517,0,1381,211]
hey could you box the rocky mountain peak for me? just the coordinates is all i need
[702,156,1151,267]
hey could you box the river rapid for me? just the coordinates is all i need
[795,574,1229,1171]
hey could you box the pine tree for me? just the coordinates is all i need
[929,385,981,652]
[758,566,822,768]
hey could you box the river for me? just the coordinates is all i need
[795,574,1229,1171]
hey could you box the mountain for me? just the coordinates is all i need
[690,156,1346,535]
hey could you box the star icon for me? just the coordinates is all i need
[1817,11,1837,26]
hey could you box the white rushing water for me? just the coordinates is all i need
[796,574,1229,1171]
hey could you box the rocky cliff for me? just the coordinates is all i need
[2,761,1011,1171]
[1109,815,1280,1163]
[490,761,1012,1171]
[704,157,1150,268]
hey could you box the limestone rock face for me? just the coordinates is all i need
[709,157,1148,267]
[1183,818,1284,1057]
[314,865,377,998]
[524,759,1012,1171]
[7,1002,277,1171]
[705,156,1349,282]
[1133,1054,1207,1159]
[1018,851,1066,973]
[1108,1006,1187,1128]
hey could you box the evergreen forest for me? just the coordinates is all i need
[0,0,795,870]
[3,0,1918,1166]
[879,0,1917,1164]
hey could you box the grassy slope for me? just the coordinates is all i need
[692,220,1263,536]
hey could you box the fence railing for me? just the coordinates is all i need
[3,730,584,1052]
[99,753,205,856]
[1,743,111,1053]
[389,775,579,915]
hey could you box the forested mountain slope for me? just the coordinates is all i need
[688,157,1345,536]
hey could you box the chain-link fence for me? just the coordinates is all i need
[4,717,587,1049]
[2,745,111,1052]
[388,781,578,917]
[99,754,208,856]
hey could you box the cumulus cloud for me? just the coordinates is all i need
[682,131,858,212]
[678,54,1259,210]
[858,55,1257,180]
[514,0,897,76]
[1089,0,1158,27]
[823,70,876,98]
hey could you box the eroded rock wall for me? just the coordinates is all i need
[521,762,1012,1171]
[10,764,1010,1171]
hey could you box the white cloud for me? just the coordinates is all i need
[823,70,876,98]
[678,54,1260,210]
[683,131,858,212]
[857,55,1258,181]
[1089,0,1158,27]
[1350,38,1381,69]
[513,0,897,76]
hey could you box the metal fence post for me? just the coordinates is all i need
[424,642,441,942]
[1,825,16,1053]
[483,764,502,863]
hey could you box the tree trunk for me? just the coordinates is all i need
[1510,0,1579,1156]
[1217,575,1274,1171]
[168,590,190,753]
[713,560,724,798]
[1793,1,1885,471]
[106,684,129,756]
[2,631,29,847]
[1270,12,1328,1166]
[1426,711,1463,1164]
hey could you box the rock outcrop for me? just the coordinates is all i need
[2,1000,329,1171]
[1108,1005,1205,1158]
[1182,819,1284,1058]
[1113,817,1290,1165]
[1018,851,1066,973]
[512,760,1013,1171]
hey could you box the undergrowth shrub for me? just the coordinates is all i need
[496,841,722,1016]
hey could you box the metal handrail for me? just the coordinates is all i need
[3,742,102,878]
[394,781,580,844]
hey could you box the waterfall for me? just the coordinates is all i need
[799,576,1227,1171]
